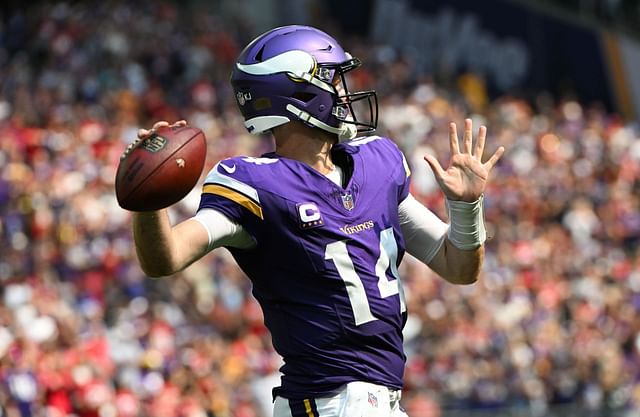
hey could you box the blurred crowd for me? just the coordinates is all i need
[0,2,639,417]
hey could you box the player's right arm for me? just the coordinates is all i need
[132,210,210,277]
[130,121,252,277]
[132,207,253,277]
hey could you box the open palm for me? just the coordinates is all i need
[424,119,504,202]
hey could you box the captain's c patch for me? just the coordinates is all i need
[297,202,324,229]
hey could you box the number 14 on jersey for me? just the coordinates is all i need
[325,227,407,326]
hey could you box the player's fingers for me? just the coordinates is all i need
[121,140,141,160]
[463,118,473,154]
[483,146,505,171]
[424,154,446,179]
[138,120,185,139]
[474,125,487,160]
[449,122,460,155]
[151,121,170,131]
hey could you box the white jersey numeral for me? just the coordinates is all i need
[241,156,279,165]
[376,228,407,313]
[324,227,406,326]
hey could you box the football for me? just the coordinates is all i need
[115,125,207,211]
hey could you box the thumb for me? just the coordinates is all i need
[423,154,445,179]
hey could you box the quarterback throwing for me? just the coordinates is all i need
[129,25,504,417]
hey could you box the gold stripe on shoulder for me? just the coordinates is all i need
[202,184,263,220]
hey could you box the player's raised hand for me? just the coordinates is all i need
[424,119,504,202]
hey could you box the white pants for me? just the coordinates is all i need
[273,381,409,417]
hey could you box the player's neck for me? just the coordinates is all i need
[273,123,337,175]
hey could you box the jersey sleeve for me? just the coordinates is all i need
[193,208,255,250]
[398,148,412,203]
[399,194,448,264]
[347,136,412,204]
[376,136,412,203]
[197,160,264,228]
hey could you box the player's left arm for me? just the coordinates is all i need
[399,194,480,285]
[419,119,504,284]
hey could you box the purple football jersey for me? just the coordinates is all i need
[198,136,412,399]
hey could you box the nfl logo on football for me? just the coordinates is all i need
[341,193,354,211]
[142,135,167,153]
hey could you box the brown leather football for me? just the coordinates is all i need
[115,125,206,211]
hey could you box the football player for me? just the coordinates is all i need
[130,25,504,417]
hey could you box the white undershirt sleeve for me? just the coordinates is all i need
[193,208,256,252]
[399,193,449,265]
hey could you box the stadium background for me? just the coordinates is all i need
[0,0,639,416]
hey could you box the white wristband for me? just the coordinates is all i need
[446,195,486,250]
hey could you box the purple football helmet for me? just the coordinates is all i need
[230,25,378,141]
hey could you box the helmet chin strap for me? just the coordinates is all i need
[338,119,358,142]
[287,72,357,142]
[288,71,335,94]
[286,104,357,142]
[285,68,361,142]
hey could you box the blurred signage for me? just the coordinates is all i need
[370,0,530,91]
[325,0,640,120]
